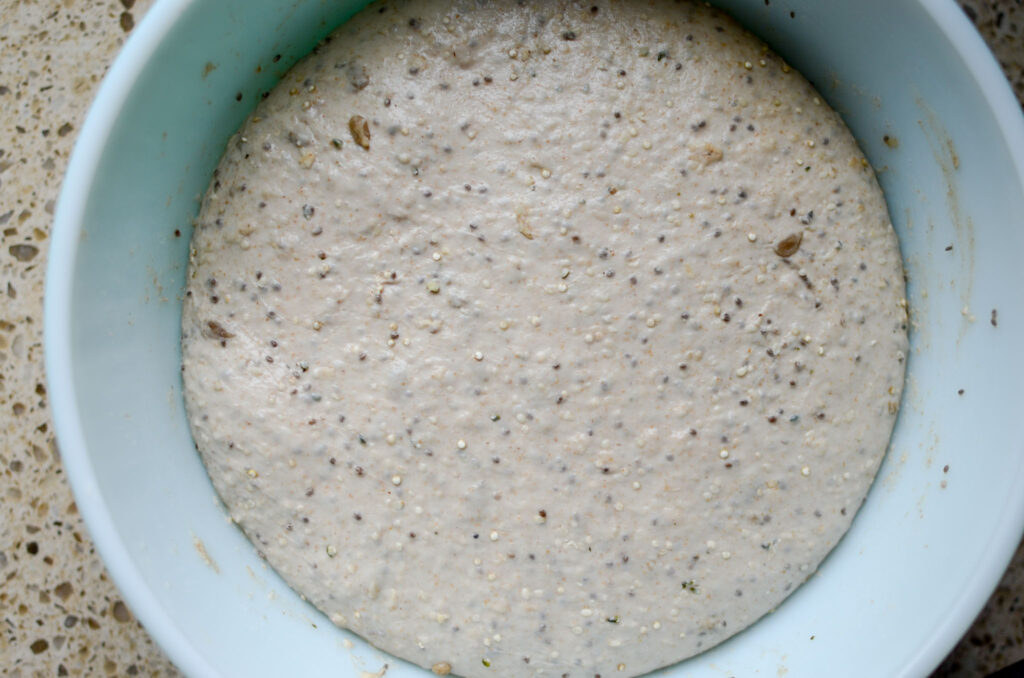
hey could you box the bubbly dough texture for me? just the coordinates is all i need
[182,1,908,676]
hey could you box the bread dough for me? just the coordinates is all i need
[182,2,908,676]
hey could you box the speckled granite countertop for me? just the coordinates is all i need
[0,1,1021,676]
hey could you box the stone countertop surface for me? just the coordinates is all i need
[0,0,1021,676]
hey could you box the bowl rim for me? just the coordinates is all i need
[45,2,223,675]
[44,1,1024,677]
[867,2,1024,672]
[901,0,1024,667]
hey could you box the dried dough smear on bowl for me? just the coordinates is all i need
[45,0,1024,676]
[181,1,906,676]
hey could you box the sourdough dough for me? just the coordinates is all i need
[182,2,908,676]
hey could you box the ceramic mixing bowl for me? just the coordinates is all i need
[45,0,1024,676]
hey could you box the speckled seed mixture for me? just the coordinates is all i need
[181,1,908,676]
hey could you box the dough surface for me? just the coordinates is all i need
[182,2,908,676]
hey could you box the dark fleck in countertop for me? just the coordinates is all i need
[0,0,1019,675]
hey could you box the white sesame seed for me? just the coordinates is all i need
[541,168,552,179]
[326,545,337,557]
[499,319,511,330]
[801,466,811,477]
[744,61,752,69]
[721,551,732,560]
[580,608,594,617]
[312,320,323,331]
[473,351,484,361]
[632,481,642,490]
[386,434,397,445]
[719,449,730,459]
[489,530,499,541]
[748,232,757,242]
[457,439,467,450]
[392,475,403,486]
[508,49,518,58]
[426,280,441,294]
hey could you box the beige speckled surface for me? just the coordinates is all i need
[0,1,1020,676]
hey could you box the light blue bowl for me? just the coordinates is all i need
[45,1,1024,676]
